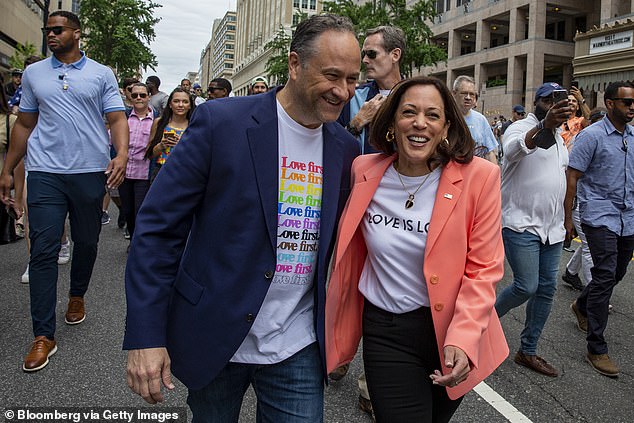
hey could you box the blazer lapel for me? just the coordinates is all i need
[247,92,279,250]
[319,124,344,260]
[335,155,393,264]
[425,161,463,256]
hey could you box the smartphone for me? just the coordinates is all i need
[552,89,568,105]
[571,81,579,89]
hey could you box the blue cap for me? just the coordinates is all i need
[534,82,564,101]
[512,104,525,113]
[193,83,201,89]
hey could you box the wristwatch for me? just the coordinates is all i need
[345,122,362,137]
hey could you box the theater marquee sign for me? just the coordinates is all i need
[589,30,633,54]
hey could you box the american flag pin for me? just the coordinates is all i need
[444,193,453,199]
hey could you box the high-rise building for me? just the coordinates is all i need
[231,0,322,96]
[200,12,237,90]
[422,0,634,116]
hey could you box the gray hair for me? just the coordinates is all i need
[453,75,476,91]
[366,26,406,64]
[290,14,355,63]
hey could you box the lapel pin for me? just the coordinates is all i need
[443,193,453,200]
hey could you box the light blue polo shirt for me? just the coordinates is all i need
[19,52,125,173]
[464,109,498,158]
[569,118,634,236]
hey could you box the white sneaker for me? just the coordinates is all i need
[58,241,71,265]
[21,265,29,284]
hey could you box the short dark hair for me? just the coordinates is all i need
[370,76,474,169]
[122,77,139,88]
[49,10,81,29]
[290,14,355,63]
[366,26,406,64]
[146,75,161,88]
[131,82,149,94]
[24,55,42,68]
[604,81,634,101]
[181,78,191,84]
[209,78,232,94]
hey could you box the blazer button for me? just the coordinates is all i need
[246,313,255,323]
[430,275,439,284]
[434,303,444,312]
[264,270,274,279]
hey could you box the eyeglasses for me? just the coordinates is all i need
[130,93,148,99]
[611,98,634,107]
[41,26,78,35]
[517,112,526,116]
[361,49,379,60]
[458,91,477,99]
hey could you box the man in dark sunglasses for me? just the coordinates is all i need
[500,104,526,136]
[565,81,634,378]
[206,77,232,100]
[0,10,128,373]
[338,25,405,156]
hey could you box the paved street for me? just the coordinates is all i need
[1,206,634,422]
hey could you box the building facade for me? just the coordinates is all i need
[231,0,321,96]
[200,11,236,90]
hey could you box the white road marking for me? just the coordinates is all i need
[474,381,534,423]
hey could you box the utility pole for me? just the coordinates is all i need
[34,0,51,56]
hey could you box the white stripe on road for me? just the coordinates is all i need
[473,381,534,423]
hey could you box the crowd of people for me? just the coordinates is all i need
[1,9,633,423]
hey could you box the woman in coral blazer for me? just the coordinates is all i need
[326,76,508,422]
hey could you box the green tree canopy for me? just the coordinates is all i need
[9,42,39,70]
[264,27,292,86]
[324,0,447,77]
[79,0,161,79]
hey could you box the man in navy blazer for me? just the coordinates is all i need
[124,14,361,422]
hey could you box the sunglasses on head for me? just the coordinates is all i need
[361,49,378,60]
[41,26,78,35]
[611,98,634,107]
[131,92,147,99]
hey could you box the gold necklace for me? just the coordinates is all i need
[395,164,432,209]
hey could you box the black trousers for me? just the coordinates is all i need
[362,300,463,423]
[578,224,634,354]
[118,178,149,238]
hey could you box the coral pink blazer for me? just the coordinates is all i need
[326,153,509,399]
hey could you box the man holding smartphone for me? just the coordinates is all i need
[495,82,571,377]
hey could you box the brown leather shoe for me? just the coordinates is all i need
[23,336,57,372]
[65,296,85,325]
[586,353,619,377]
[514,351,558,377]
[571,300,587,333]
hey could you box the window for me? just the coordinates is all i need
[292,14,300,26]
[227,25,235,31]
[293,0,300,7]
[225,53,234,59]
[302,0,308,8]
[71,0,80,13]
[225,63,233,69]
[226,34,234,40]
[226,44,234,50]
[310,0,316,10]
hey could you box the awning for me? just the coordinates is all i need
[576,71,634,92]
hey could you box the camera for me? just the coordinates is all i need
[552,89,568,105]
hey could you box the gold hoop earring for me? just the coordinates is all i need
[386,130,395,142]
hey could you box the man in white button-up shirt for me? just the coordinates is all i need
[495,82,571,378]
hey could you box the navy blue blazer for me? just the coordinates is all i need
[123,89,359,390]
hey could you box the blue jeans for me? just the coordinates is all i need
[495,228,562,355]
[187,343,324,423]
[27,171,105,338]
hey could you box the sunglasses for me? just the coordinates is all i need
[361,49,378,60]
[131,93,148,99]
[611,98,634,107]
[208,87,224,92]
[41,26,78,35]
[517,112,526,116]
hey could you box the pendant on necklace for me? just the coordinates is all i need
[405,195,415,209]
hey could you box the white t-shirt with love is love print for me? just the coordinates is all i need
[231,100,323,364]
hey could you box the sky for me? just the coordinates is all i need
[140,0,235,92]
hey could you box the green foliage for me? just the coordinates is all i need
[9,42,39,70]
[487,78,507,88]
[264,27,292,85]
[264,10,308,85]
[323,0,447,77]
[79,0,161,79]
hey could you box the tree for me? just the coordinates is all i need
[79,0,161,78]
[264,10,308,85]
[324,0,447,77]
[264,28,292,85]
[9,42,39,70]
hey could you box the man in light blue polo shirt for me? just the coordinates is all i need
[565,81,634,378]
[0,10,129,372]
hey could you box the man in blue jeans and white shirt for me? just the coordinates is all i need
[565,81,634,377]
[496,82,571,377]
[0,10,128,372]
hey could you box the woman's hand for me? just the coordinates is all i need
[429,345,471,387]
[162,133,179,148]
